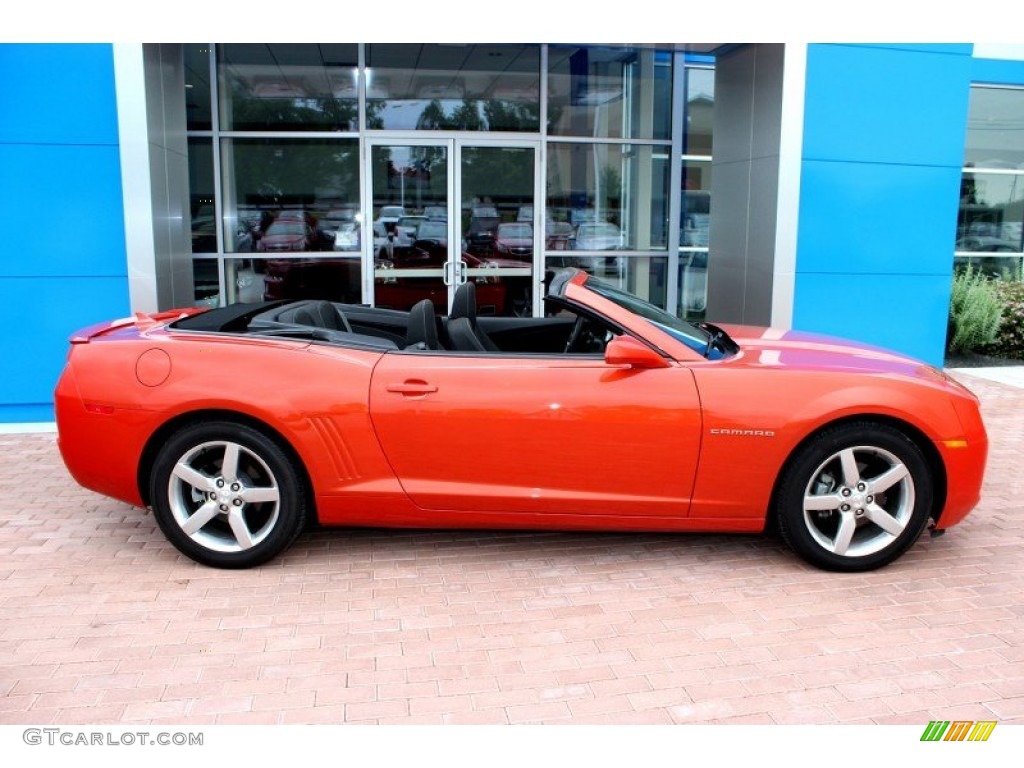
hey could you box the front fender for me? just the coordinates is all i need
[688,367,966,521]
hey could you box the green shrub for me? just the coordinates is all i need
[947,267,1003,354]
[984,280,1024,359]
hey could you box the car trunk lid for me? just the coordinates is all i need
[70,309,203,344]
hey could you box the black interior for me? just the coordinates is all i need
[186,287,618,357]
[447,282,500,352]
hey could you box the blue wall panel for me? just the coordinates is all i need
[971,56,1024,85]
[0,44,119,145]
[803,45,972,168]
[797,160,963,275]
[0,277,130,421]
[793,44,973,367]
[0,144,127,277]
[852,43,973,56]
[793,273,952,365]
[0,43,127,423]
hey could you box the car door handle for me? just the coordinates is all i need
[386,380,438,396]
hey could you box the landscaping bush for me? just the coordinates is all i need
[984,280,1024,359]
[947,266,1003,354]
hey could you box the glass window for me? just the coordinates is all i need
[182,44,719,319]
[681,160,712,248]
[684,67,714,155]
[677,254,708,319]
[546,143,670,251]
[188,138,216,254]
[370,144,449,233]
[184,44,213,131]
[959,85,1024,254]
[228,256,361,305]
[955,85,1024,280]
[192,258,220,306]
[680,159,711,318]
[548,47,672,140]
[460,145,534,260]
[677,64,715,319]
[218,44,359,132]
[957,172,1024,252]
[965,86,1024,169]
[221,138,360,254]
[365,44,540,132]
[546,255,669,309]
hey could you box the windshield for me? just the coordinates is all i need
[580,223,619,237]
[267,221,306,235]
[498,223,531,238]
[397,217,423,229]
[418,222,447,239]
[583,274,721,358]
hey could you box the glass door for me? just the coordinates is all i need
[366,137,539,316]
[367,139,454,314]
[456,142,538,317]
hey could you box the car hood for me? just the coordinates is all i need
[261,234,305,246]
[473,256,532,267]
[719,324,941,379]
[576,238,618,249]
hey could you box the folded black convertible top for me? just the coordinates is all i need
[170,300,291,333]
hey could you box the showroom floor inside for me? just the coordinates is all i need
[0,372,1022,725]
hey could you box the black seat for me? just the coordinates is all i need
[404,299,443,350]
[447,282,500,352]
[282,300,352,332]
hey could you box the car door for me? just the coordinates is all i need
[368,350,702,517]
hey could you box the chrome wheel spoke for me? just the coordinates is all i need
[833,513,857,555]
[804,493,844,511]
[864,503,905,536]
[227,510,255,550]
[221,443,241,483]
[839,448,861,486]
[239,486,279,505]
[172,462,216,493]
[867,464,909,495]
[181,500,220,536]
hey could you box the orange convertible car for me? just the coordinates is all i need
[55,270,988,571]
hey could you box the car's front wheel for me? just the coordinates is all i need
[150,421,308,568]
[775,422,934,571]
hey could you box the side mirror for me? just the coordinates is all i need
[604,336,671,369]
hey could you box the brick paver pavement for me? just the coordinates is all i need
[1,372,1021,725]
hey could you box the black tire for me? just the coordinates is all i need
[775,422,933,572]
[149,421,308,568]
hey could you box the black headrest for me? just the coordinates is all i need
[275,300,350,331]
[405,299,440,350]
[446,316,487,352]
[292,307,318,326]
[450,281,476,323]
[309,300,350,331]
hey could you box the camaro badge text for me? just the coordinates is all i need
[709,428,776,437]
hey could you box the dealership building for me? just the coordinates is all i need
[3,42,1024,424]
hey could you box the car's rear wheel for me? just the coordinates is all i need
[150,421,308,568]
[775,422,933,571]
